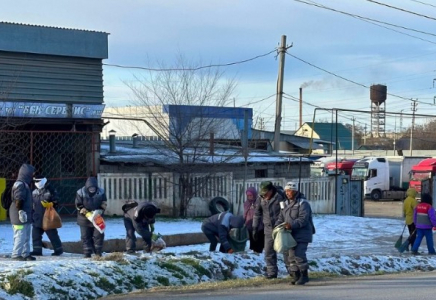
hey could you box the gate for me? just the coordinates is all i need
[0,130,98,215]
[335,175,363,217]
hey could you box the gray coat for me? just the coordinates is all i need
[276,193,313,243]
[252,189,284,233]
[75,177,107,227]
[9,164,34,225]
[32,183,58,228]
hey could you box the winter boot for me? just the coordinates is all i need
[51,250,63,256]
[290,270,301,285]
[30,251,42,256]
[296,270,309,285]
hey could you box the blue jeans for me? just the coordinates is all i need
[12,223,31,258]
[412,228,435,254]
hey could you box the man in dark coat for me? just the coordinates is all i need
[252,181,287,279]
[10,163,35,261]
[31,176,63,256]
[122,201,161,254]
[75,177,107,258]
[201,211,244,253]
[277,181,314,285]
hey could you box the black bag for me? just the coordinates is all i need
[1,184,13,210]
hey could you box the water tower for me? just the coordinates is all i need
[370,84,387,138]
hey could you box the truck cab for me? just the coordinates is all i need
[351,156,405,201]
[325,159,359,176]
[409,158,436,195]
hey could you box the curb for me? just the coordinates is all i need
[43,232,208,254]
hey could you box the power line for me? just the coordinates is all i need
[409,0,436,9]
[286,52,432,105]
[293,0,436,37]
[103,49,277,72]
[365,0,436,21]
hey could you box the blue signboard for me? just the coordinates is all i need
[0,102,105,119]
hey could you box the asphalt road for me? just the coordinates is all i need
[102,272,436,300]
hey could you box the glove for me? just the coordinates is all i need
[227,248,234,254]
[79,208,88,215]
[95,209,103,215]
[284,223,291,230]
[41,201,53,209]
[252,230,258,241]
[18,210,27,223]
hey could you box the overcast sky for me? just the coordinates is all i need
[1,0,436,131]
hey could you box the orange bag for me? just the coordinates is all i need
[42,207,62,230]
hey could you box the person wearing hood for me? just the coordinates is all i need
[244,187,264,253]
[31,175,63,256]
[122,201,161,254]
[403,188,418,251]
[276,181,315,285]
[75,177,107,258]
[10,163,35,261]
[252,181,287,279]
[201,211,244,253]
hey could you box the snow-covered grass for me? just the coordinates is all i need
[0,214,435,299]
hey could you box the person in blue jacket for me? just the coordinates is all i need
[201,211,244,253]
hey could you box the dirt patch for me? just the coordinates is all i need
[364,199,403,219]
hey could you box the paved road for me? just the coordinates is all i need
[102,272,436,300]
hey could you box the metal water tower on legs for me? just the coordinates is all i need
[370,84,387,138]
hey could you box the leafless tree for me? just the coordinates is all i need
[125,55,238,217]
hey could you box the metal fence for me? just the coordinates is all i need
[0,130,98,215]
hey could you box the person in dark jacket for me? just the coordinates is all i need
[277,181,314,285]
[201,211,244,253]
[244,187,264,253]
[122,201,161,254]
[30,176,63,256]
[252,181,288,279]
[411,193,436,255]
[75,177,107,258]
[10,164,35,261]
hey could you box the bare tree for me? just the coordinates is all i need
[125,55,238,217]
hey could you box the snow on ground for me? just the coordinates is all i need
[0,214,435,300]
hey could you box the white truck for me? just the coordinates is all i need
[351,156,429,201]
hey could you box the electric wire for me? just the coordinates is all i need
[286,52,432,106]
[409,0,436,9]
[365,0,436,21]
[103,49,277,72]
[293,0,436,37]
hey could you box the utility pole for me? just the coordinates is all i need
[274,35,289,151]
[410,99,418,156]
[351,117,355,155]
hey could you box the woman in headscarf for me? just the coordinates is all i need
[244,187,264,253]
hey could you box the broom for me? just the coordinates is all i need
[395,225,407,249]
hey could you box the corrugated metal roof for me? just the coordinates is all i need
[0,21,108,34]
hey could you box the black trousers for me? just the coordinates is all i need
[32,226,63,254]
[408,223,417,248]
[80,226,104,255]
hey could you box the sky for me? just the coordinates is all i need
[1,0,436,132]
[1,215,436,299]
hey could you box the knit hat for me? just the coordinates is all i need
[284,181,299,191]
[34,176,47,190]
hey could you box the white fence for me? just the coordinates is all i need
[99,173,335,217]
[233,177,335,214]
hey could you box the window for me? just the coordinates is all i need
[255,169,267,178]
